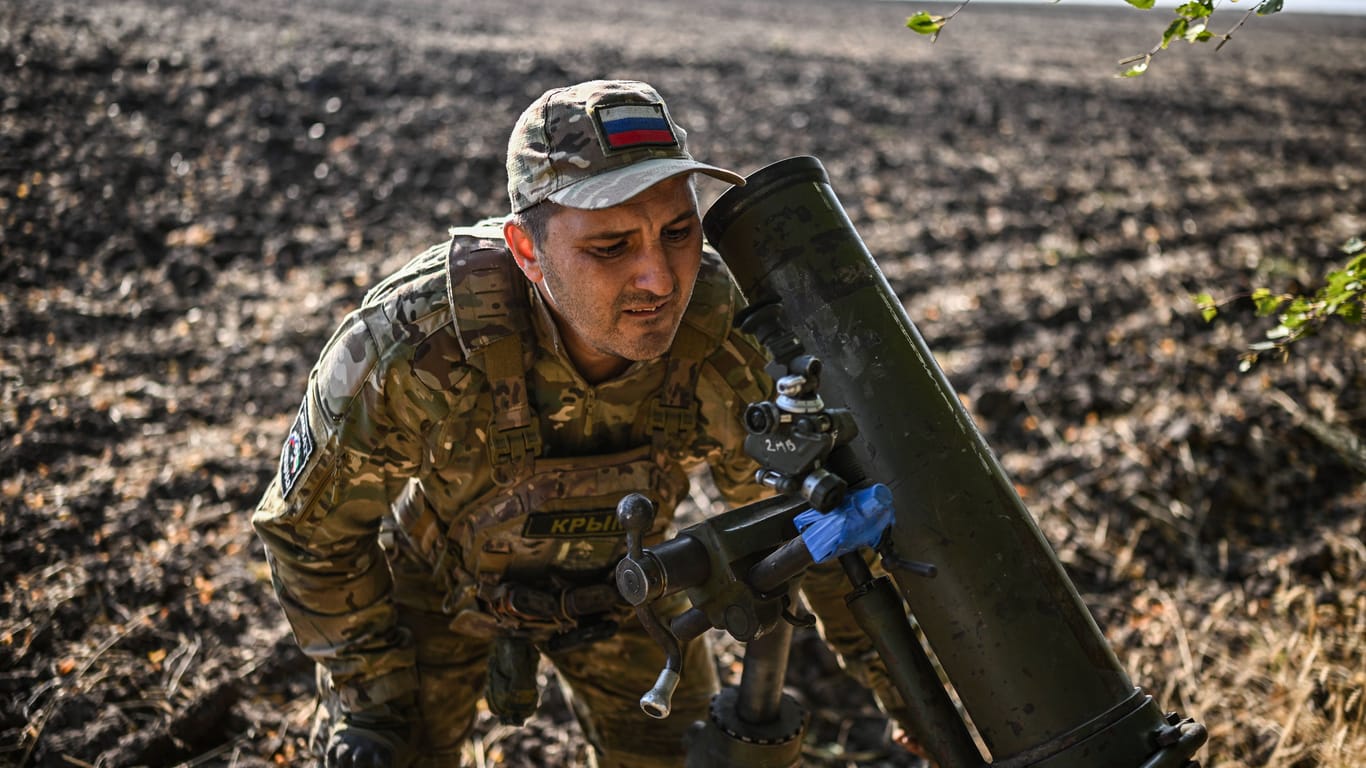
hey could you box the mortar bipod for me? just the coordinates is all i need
[615,492,809,767]
[614,489,978,767]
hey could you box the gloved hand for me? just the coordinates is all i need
[324,717,410,768]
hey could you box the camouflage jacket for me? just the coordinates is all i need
[252,226,775,712]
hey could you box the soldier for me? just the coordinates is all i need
[253,80,909,767]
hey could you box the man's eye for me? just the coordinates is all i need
[592,241,628,258]
[663,225,693,242]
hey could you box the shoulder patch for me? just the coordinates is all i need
[279,399,315,498]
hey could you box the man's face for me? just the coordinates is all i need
[508,175,704,382]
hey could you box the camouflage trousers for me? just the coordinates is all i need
[312,542,718,768]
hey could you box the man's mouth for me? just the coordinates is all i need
[623,301,667,317]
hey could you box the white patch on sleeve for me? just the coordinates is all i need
[279,399,316,498]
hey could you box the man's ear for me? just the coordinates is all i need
[504,219,544,284]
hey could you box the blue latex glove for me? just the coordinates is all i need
[794,483,895,563]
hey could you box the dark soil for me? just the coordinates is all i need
[2,0,1363,766]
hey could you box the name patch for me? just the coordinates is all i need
[523,510,625,539]
[279,399,315,498]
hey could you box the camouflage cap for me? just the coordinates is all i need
[506,80,745,213]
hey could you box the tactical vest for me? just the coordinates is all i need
[395,224,735,643]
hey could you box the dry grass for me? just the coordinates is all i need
[1100,525,1366,768]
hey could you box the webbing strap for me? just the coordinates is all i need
[483,333,539,481]
[645,322,709,454]
[446,237,530,357]
[445,235,540,483]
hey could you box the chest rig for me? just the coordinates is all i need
[398,226,728,643]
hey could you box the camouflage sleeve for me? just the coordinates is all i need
[251,308,429,714]
[694,324,773,506]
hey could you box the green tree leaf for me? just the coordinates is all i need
[1251,288,1285,317]
[1162,18,1189,48]
[1125,0,1157,8]
[906,12,946,35]
[1195,292,1219,322]
[1176,1,1213,18]
[1185,23,1212,43]
[1256,0,1285,15]
[1287,297,1314,317]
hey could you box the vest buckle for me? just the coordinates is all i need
[489,424,542,471]
[647,402,697,441]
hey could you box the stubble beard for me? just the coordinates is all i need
[540,261,685,364]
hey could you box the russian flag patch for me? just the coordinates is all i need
[595,103,678,151]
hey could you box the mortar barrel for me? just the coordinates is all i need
[703,156,1171,766]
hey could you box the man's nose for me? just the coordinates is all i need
[631,239,675,296]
